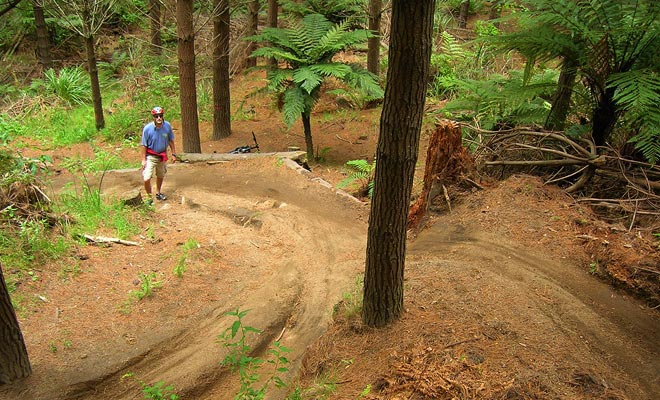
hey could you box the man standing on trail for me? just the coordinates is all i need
[141,106,177,204]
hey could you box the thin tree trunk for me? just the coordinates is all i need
[363,0,435,328]
[591,88,618,147]
[488,0,502,27]
[246,0,259,68]
[545,57,577,131]
[177,0,201,152]
[33,1,52,70]
[149,0,162,55]
[302,112,314,160]
[85,34,104,130]
[458,0,469,29]
[367,0,382,76]
[0,265,32,384]
[266,0,278,68]
[212,0,231,139]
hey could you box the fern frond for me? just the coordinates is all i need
[310,63,352,78]
[344,67,384,99]
[266,69,293,92]
[251,47,305,64]
[609,70,660,113]
[292,67,323,94]
[282,87,306,127]
[301,13,334,43]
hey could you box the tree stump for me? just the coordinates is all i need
[408,120,474,230]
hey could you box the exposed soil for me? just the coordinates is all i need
[1,71,659,400]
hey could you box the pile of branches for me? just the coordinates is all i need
[0,152,57,227]
[467,125,660,228]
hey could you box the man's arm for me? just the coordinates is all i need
[169,140,177,162]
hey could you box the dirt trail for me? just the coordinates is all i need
[408,225,660,398]
[1,160,658,400]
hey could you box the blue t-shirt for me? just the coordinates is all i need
[141,121,174,153]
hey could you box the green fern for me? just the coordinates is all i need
[247,13,383,160]
[338,159,376,198]
[491,0,660,161]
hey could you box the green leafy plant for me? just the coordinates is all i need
[337,159,376,198]
[42,67,91,106]
[333,273,364,319]
[121,372,180,400]
[174,238,199,278]
[130,272,162,301]
[219,309,291,399]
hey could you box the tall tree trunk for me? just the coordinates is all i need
[85,34,104,130]
[367,0,382,76]
[212,0,231,140]
[458,0,469,29]
[362,0,435,328]
[266,0,278,68]
[545,57,577,131]
[177,0,201,152]
[488,0,502,27]
[0,265,32,384]
[33,1,52,70]
[302,112,314,160]
[149,0,162,55]
[245,0,259,68]
[591,88,618,147]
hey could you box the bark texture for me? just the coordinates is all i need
[149,0,162,55]
[362,0,436,328]
[367,0,382,76]
[0,265,32,384]
[85,34,105,130]
[33,1,52,69]
[177,0,202,153]
[245,0,259,68]
[458,0,469,29]
[212,0,231,139]
[267,0,278,68]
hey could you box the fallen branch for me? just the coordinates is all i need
[78,234,140,246]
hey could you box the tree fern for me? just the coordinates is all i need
[489,0,660,161]
[247,13,382,160]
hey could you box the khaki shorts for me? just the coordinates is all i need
[142,155,167,181]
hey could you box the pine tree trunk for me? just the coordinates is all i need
[177,0,201,152]
[85,34,105,130]
[0,265,32,384]
[367,0,382,76]
[149,0,162,55]
[302,112,314,161]
[267,0,278,68]
[458,0,469,29]
[245,0,259,68]
[363,0,435,328]
[33,1,52,70]
[212,0,231,140]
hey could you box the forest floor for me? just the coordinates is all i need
[1,71,659,400]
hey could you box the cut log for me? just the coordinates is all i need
[177,151,306,163]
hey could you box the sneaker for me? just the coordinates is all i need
[156,193,167,201]
[144,198,154,206]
